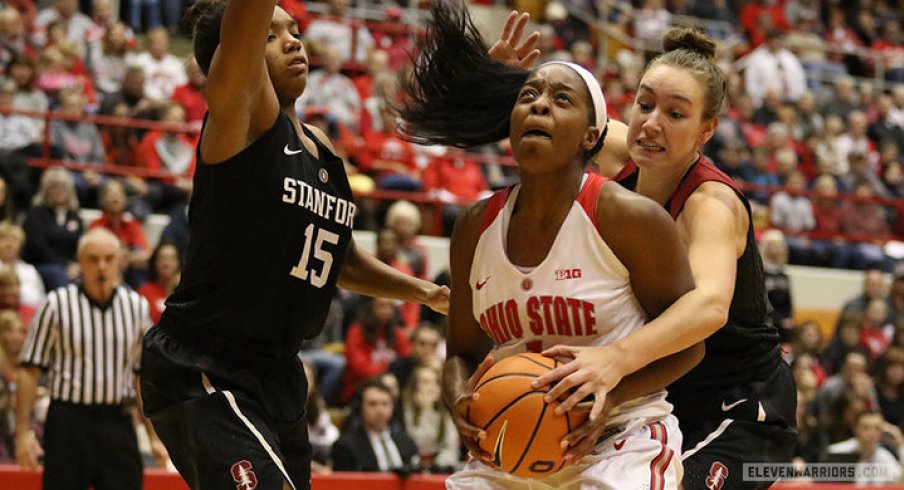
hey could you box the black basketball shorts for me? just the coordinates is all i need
[140,325,313,490]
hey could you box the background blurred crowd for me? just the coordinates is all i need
[1,0,904,481]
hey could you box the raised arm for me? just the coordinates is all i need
[199,0,280,164]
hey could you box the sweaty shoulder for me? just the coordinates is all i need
[452,198,492,247]
[682,181,749,229]
[304,123,337,155]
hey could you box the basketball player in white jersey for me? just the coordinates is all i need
[398,4,707,488]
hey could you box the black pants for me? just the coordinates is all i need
[43,401,142,490]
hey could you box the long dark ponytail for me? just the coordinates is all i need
[397,1,529,148]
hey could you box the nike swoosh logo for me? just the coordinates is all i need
[476,277,490,290]
[721,398,748,412]
[492,420,507,468]
[284,144,303,156]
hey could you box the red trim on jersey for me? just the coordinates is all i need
[667,155,742,220]
[480,188,510,234]
[613,161,638,181]
[648,421,674,490]
[576,173,608,228]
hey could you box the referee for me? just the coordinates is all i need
[14,228,156,490]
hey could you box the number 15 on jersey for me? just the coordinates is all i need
[290,223,339,288]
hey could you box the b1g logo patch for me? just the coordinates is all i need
[554,268,582,280]
[705,461,729,490]
[230,460,258,490]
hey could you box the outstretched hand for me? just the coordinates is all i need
[451,356,495,465]
[488,11,541,70]
[531,344,627,421]
[425,284,450,315]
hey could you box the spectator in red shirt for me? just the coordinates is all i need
[740,0,790,47]
[421,147,489,236]
[137,242,180,324]
[342,297,411,402]
[375,228,419,329]
[358,103,419,191]
[860,298,893,361]
[371,7,414,72]
[135,103,196,213]
[89,179,150,287]
[170,57,207,127]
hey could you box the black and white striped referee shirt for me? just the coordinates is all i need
[19,284,152,405]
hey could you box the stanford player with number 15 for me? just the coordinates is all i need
[138,1,448,490]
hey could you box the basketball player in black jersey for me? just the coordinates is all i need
[533,26,797,490]
[137,2,448,489]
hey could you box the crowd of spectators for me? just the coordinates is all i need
[1,0,904,482]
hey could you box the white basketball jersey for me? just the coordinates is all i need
[470,173,671,430]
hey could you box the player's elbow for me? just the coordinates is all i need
[696,292,730,336]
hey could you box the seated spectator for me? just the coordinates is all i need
[89,179,150,288]
[22,167,83,290]
[400,365,459,473]
[84,0,136,58]
[357,103,418,191]
[342,297,410,402]
[137,241,179,324]
[840,179,893,270]
[840,151,888,198]
[860,298,894,361]
[98,65,161,122]
[302,362,338,473]
[0,176,17,225]
[299,297,346,407]
[135,103,196,212]
[304,0,374,63]
[331,377,419,473]
[87,21,135,99]
[388,324,442,390]
[870,96,904,154]
[875,347,904,430]
[816,352,879,419]
[0,264,35,327]
[0,223,44,311]
[760,230,794,338]
[770,170,815,263]
[0,310,26,460]
[50,88,106,166]
[375,229,419,329]
[34,44,91,109]
[296,47,362,132]
[421,147,490,236]
[822,315,870,375]
[169,57,207,127]
[7,54,49,138]
[826,411,903,484]
[131,27,186,103]
[370,7,413,71]
[0,7,34,72]
[837,111,878,170]
[159,202,188,260]
[791,322,828,382]
[744,32,807,108]
[32,0,93,48]
[0,81,43,212]
[385,201,427,280]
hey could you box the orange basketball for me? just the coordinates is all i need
[467,353,588,479]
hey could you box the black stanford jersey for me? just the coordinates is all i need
[160,112,355,364]
[615,155,782,394]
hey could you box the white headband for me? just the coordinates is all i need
[539,61,608,133]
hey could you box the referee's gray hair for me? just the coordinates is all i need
[77,227,122,258]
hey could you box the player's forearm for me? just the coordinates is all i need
[607,342,705,409]
[613,289,725,375]
[338,241,439,305]
[14,367,41,438]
